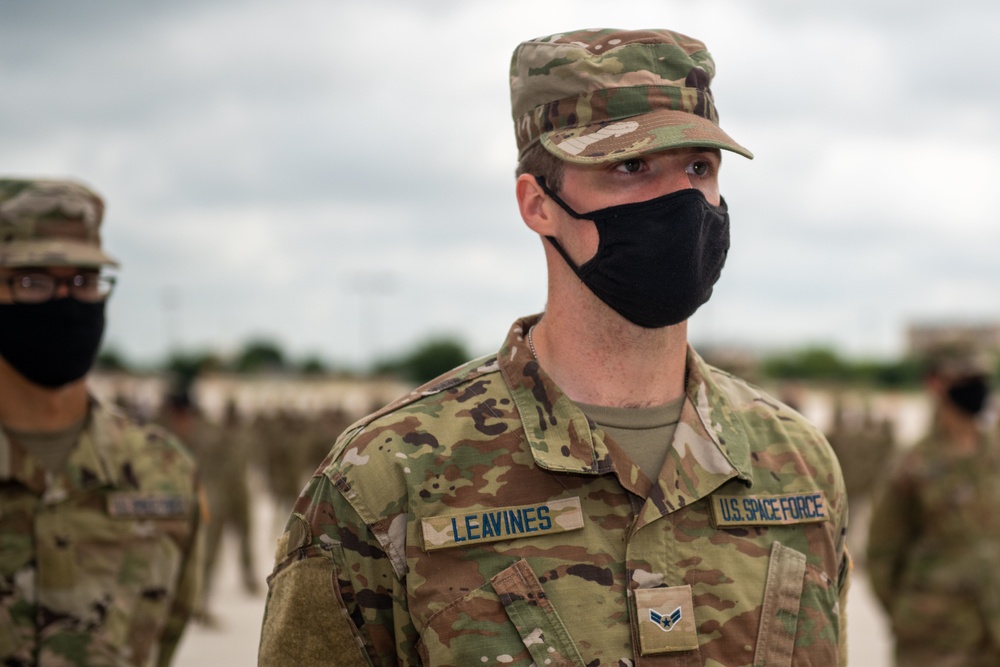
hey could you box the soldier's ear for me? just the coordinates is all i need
[516,175,559,236]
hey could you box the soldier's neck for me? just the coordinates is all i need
[935,404,980,453]
[531,299,688,409]
[0,359,89,433]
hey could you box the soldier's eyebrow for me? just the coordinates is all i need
[691,147,722,160]
[663,147,722,161]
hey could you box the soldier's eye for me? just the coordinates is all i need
[687,160,711,177]
[615,159,644,174]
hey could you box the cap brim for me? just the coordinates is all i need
[938,358,994,379]
[540,109,753,164]
[0,240,120,268]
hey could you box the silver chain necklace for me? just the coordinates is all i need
[527,325,538,359]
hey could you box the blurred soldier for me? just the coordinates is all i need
[260,29,849,665]
[825,393,897,560]
[0,178,202,666]
[254,408,309,518]
[161,393,258,628]
[867,345,1000,665]
[214,399,258,597]
[303,405,353,471]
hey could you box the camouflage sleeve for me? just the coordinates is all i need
[157,487,205,667]
[259,470,411,666]
[865,455,918,612]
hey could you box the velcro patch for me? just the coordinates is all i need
[635,585,699,654]
[420,497,584,551]
[107,492,189,518]
[710,491,829,527]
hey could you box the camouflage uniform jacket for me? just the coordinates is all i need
[0,399,202,667]
[260,315,850,667]
[866,429,1000,661]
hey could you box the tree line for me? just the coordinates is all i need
[96,336,471,385]
[98,339,998,390]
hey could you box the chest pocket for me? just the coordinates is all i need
[418,558,585,667]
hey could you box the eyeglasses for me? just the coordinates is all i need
[3,271,116,304]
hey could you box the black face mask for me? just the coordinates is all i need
[946,375,991,417]
[537,177,730,328]
[0,298,106,388]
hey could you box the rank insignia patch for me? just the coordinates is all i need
[635,585,698,654]
[649,606,682,632]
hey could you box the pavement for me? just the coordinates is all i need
[172,490,895,666]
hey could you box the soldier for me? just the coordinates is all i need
[0,178,202,666]
[867,345,1000,665]
[302,405,354,474]
[254,408,310,518]
[824,393,897,561]
[161,393,258,628]
[213,399,259,598]
[260,29,850,665]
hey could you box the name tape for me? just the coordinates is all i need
[421,497,584,551]
[711,491,829,527]
[107,493,189,518]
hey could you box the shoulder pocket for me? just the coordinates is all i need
[260,548,372,667]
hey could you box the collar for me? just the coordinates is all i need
[499,315,754,512]
[0,398,125,499]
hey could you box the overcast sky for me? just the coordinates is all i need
[2,0,998,368]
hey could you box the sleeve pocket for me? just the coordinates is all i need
[259,554,372,667]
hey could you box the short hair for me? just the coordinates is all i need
[515,142,566,192]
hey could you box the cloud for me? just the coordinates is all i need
[3,0,999,366]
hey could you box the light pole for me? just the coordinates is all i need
[350,271,395,374]
[162,286,180,357]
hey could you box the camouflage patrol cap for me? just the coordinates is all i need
[510,28,753,164]
[0,178,118,268]
[922,344,995,379]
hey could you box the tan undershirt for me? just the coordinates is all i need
[577,395,685,482]
[5,420,86,473]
